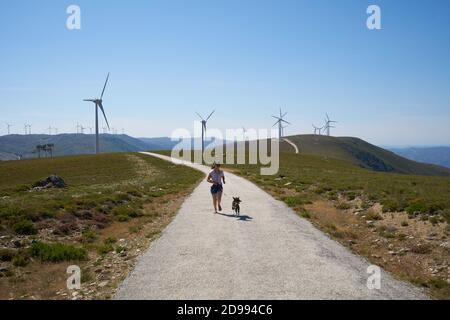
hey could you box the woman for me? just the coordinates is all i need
[207,162,226,214]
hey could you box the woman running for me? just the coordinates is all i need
[207,162,226,214]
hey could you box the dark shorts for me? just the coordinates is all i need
[210,184,223,194]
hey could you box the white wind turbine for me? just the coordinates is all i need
[5,123,13,135]
[323,113,337,136]
[83,73,111,154]
[312,124,323,135]
[196,110,215,155]
[272,108,291,139]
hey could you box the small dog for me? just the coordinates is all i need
[232,197,242,216]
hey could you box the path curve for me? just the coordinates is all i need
[282,138,299,154]
[115,152,427,300]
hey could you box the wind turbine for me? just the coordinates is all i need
[312,124,323,135]
[48,126,53,135]
[5,123,12,135]
[196,110,215,155]
[24,124,31,135]
[323,113,337,136]
[272,108,291,139]
[83,73,111,154]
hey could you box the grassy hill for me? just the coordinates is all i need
[221,148,450,298]
[0,153,203,299]
[280,135,450,177]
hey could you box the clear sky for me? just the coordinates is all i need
[1,0,449,146]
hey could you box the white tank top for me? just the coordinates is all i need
[210,169,224,185]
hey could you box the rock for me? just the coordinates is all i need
[33,175,67,189]
[388,244,394,250]
[98,281,109,288]
[13,240,22,248]
[440,242,450,253]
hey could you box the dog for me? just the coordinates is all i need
[232,197,242,216]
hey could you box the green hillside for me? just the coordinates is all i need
[281,135,450,177]
[0,153,203,299]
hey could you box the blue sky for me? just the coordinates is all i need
[1,0,449,146]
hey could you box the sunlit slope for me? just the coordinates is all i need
[279,135,450,176]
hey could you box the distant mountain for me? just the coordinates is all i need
[388,147,450,169]
[278,135,450,177]
[0,134,152,160]
[138,137,179,150]
[138,137,229,151]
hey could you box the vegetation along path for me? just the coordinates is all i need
[115,152,428,299]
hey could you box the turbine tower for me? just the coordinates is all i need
[83,73,111,154]
[5,123,12,135]
[323,113,337,136]
[312,124,323,135]
[272,108,291,139]
[24,124,31,135]
[196,110,215,155]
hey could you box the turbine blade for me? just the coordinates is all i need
[272,116,281,120]
[206,110,215,122]
[98,102,110,129]
[281,119,291,125]
[84,99,96,102]
[100,73,110,99]
[195,112,205,121]
[272,120,280,127]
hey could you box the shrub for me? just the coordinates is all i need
[12,254,29,267]
[97,243,114,255]
[30,242,87,262]
[429,216,440,225]
[112,206,141,220]
[401,221,409,227]
[406,201,428,215]
[81,229,97,243]
[411,243,433,254]
[0,248,16,262]
[346,191,358,201]
[281,196,309,208]
[300,211,312,219]
[336,201,351,210]
[104,237,117,245]
[13,220,38,235]
[53,221,78,236]
[365,209,383,221]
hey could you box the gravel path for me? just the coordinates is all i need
[282,138,299,154]
[115,152,427,300]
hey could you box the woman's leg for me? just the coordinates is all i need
[217,191,223,211]
[212,193,218,212]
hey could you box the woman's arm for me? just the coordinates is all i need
[222,171,226,184]
[207,173,215,184]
